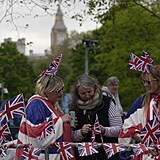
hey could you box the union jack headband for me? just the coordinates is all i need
[38,54,63,77]
[129,51,154,73]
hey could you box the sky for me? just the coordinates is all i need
[0,2,101,55]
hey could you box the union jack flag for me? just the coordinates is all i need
[0,93,25,125]
[20,146,42,160]
[131,144,148,156]
[56,142,75,160]
[0,123,12,145]
[77,142,98,157]
[39,54,62,77]
[140,118,160,147]
[103,143,126,159]
[38,116,54,140]
[152,97,160,122]
[91,114,103,143]
[136,51,154,73]
[0,145,8,158]
[129,53,140,70]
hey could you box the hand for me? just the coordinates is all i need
[148,148,159,158]
[133,132,142,142]
[81,124,92,136]
[61,114,71,123]
[99,124,106,134]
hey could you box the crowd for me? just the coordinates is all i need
[1,53,159,160]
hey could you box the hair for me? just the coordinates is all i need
[35,75,64,97]
[142,65,160,113]
[107,76,119,86]
[69,74,102,111]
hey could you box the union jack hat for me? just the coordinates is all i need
[129,51,154,73]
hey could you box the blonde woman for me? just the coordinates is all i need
[16,75,72,159]
[119,65,160,160]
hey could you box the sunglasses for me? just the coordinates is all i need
[142,79,151,85]
[56,86,64,94]
[143,78,158,85]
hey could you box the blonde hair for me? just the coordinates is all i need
[143,65,160,114]
[35,75,64,97]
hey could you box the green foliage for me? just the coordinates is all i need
[67,3,160,112]
[0,42,35,100]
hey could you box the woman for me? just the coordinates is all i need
[125,72,151,119]
[16,75,72,159]
[102,76,124,119]
[70,74,122,160]
[119,65,160,160]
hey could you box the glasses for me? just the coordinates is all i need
[143,78,158,85]
[56,86,64,94]
[148,79,158,83]
[142,79,151,85]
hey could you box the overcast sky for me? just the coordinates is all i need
[0,2,101,55]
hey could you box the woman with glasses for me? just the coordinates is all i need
[119,65,160,160]
[16,75,72,159]
[70,74,122,160]
[125,72,151,119]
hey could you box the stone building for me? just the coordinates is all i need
[51,5,68,54]
[4,37,26,54]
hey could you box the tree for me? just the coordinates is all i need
[66,2,160,111]
[0,41,35,100]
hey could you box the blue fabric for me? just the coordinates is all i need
[125,96,144,119]
[119,149,134,160]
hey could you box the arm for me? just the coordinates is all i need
[103,100,122,137]
[118,107,145,144]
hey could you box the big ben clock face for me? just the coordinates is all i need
[57,33,66,44]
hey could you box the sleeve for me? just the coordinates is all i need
[72,129,86,141]
[103,100,122,137]
[118,107,146,144]
[19,99,63,148]
[125,96,143,119]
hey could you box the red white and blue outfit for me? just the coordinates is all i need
[16,95,72,159]
[119,94,160,160]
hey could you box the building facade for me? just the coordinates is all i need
[51,5,68,54]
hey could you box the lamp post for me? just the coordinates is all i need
[83,39,98,75]
[0,82,8,101]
